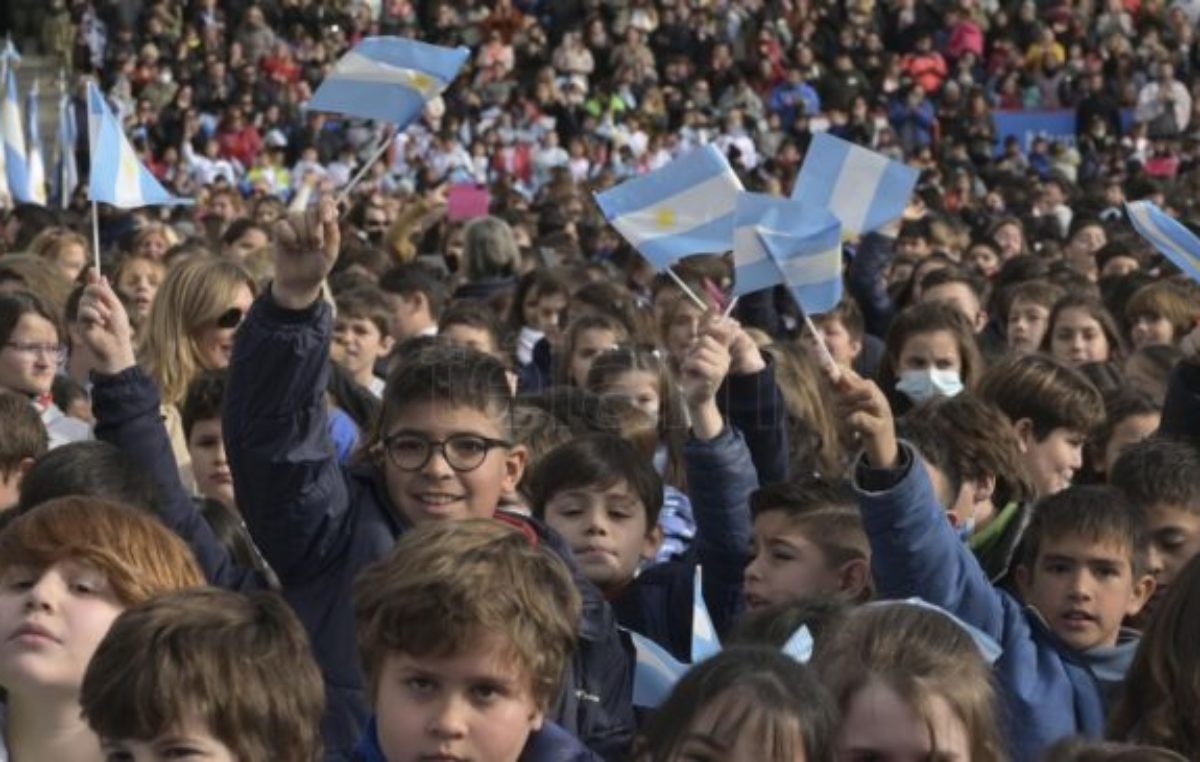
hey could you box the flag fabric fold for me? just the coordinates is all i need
[3,66,31,203]
[25,80,45,205]
[55,81,78,208]
[307,37,469,128]
[594,144,743,269]
[791,132,918,239]
[86,82,189,208]
[1125,200,1200,284]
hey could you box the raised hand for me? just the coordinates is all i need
[680,313,734,408]
[833,368,898,469]
[728,320,767,376]
[76,271,137,375]
[271,195,341,309]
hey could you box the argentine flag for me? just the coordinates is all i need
[791,132,918,239]
[3,66,31,204]
[732,192,844,315]
[594,144,743,270]
[1125,200,1200,284]
[308,37,469,129]
[55,81,78,208]
[25,81,45,205]
[86,82,188,208]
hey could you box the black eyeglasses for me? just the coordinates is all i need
[215,307,245,329]
[382,433,511,472]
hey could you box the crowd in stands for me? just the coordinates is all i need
[1,0,1200,760]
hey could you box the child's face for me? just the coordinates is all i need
[375,635,544,762]
[0,313,60,396]
[897,330,961,374]
[600,370,661,422]
[382,401,525,526]
[194,283,254,371]
[744,511,850,611]
[1007,298,1050,356]
[333,317,393,382]
[1017,425,1084,496]
[809,317,861,367]
[188,418,234,508]
[542,479,660,593]
[966,245,1000,278]
[1144,503,1200,613]
[1101,412,1159,475]
[528,291,568,343]
[665,301,705,368]
[1050,308,1110,367]
[837,679,970,762]
[52,242,89,283]
[922,283,984,333]
[440,324,499,359]
[100,716,237,761]
[1018,534,1153,650]
[569,328,620,387]
[0,559,123,695]
[1129,312,1175,350]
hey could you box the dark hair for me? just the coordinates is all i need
[0,392,48,476]
[527,434,664,527]
[1021,485,1148,576]
[334,285,393,339]
[220,218,269,249]
[50,375,89,419]
[749,478,856,519]
[814,298,865,341]
[0,291,61,348]
[508,270,568,334]
[726,596,851,650]
[17,441,160,515]
[978,355,1104,439]
[634,647,837,762]
[1110,438,1200,515]
[181,369,227,441]
[377,263,449,320]
[920,265,988,305]
[437,301,507,357]
[1044,293,1128,363]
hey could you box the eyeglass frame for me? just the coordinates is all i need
[215,307,245,330]
[4,342,68,362]
[381,432,513,473]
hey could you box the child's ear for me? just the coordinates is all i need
[837,557,871,601]
[849,338,863,360]
[530,707,545,732]
[379,333,395,356]
[1014,418,1035,453]
[16,456,35,479]
[972,473,997,507]
[640,523,664,562]
[501,444,528,494]
[1126,572,1157,618]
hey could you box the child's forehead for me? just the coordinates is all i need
[1037,532,1133,565]
[386,400,508,437]
[552,478,639,502]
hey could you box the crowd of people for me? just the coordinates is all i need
[2,0,1200,760]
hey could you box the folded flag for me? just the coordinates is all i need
[595,144,742,269]
[308,37,469,129]
[691,566,720,663]
[3,66,30,204]
[1125,200,1200,284]
[732,192,844,314]
[628,629,688,709]
[791,132,918,239]
[25,80,45,205]
[86,82,189,208]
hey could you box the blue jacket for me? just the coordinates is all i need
[353,718,600,762]
[853,443,1139,760]
[716,359,789,486]
[612,423,756,661]
[846,233,897,340]
[224,294,635,761]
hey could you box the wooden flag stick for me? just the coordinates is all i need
[803,311,841,382]
[336,129,393,211]
[665,266,708,311]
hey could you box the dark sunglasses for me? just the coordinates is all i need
[216,307,245,329]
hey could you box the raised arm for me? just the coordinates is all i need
[717,324,789,485]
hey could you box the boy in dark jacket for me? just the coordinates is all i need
[836,367,1156,760]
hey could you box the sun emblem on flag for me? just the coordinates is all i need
[408,72,434,91]
[655,207,677,229]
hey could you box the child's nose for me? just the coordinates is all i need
[427,694,470,739]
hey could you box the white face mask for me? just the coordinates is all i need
[896,367,964,403]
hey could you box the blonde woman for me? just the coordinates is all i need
[139,256,257,481]
[26,227,91,282]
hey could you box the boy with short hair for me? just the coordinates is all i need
[437,300,508,361]
[1109,437,1200,619]
[808,298,865,370]
[838,368,1156,759]
[81,587,324,761]
[743,478,872,610]
[919,266,989,334]
[181,369,235,509]
[377,263,447,342]
[0,391,49,511]
[1005,280,1066,356]
[354,519,587,761]
[333,286,394,398]
[977,355,1104,496]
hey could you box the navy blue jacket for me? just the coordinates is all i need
[224,293,635,761]
[846,232,897,339]
[1161,360,1200,447]
[854,443,1140,760]
[353,718,600,762]
[716,359,789,486]
[612,424,756,661]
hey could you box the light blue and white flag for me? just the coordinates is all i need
[732,192,843,314]
[55,78,77,208]
[86,82,188,207]
[0,37,19,68]
[1125,200,1200,284]
[25,80,45,205]
[3,66,31,203]
[781,625,815,663]
[308,37,469,129]
[595,144,743,269]
[791,132,918,239]
[691,566,721,662]
[628,630,689,709]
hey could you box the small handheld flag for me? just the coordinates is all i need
[1125,200,1200,284]
[86,82,189,208]
[308,37,469,129]
[628,630,688,708]
[3,66,30,203]
[595,144,743,271]
[791,132,918,239]
[691,567,720,663]
[25,80,46,205]
[55,74,77,208]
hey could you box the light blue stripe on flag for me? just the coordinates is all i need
[56,83,77,208]
[627,629,688,709]
[87,82,189,208]
[594,144,742,269]
[307,37,468,128]
[761,215,843,316]
[791,132,918,238]
[732,192,792,296]
[25,80,45,205]
[691,566,720,663]
[1125,201,1200,284]
[3,66,30,203]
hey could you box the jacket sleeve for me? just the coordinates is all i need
[717,358,789,485]
[846,232,897,339]
[1160,361,1200,446]
[685,424,755,636]
[223,291,353,584]
[91,366,265,591]
[731,286,785,338]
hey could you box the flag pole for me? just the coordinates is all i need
[336,128,393,210]
[86,79,100,274]
[721,296,739,319]
[802,311,841,382]
[665,266,708,312]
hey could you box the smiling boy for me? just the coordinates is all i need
[333,286,394,398]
